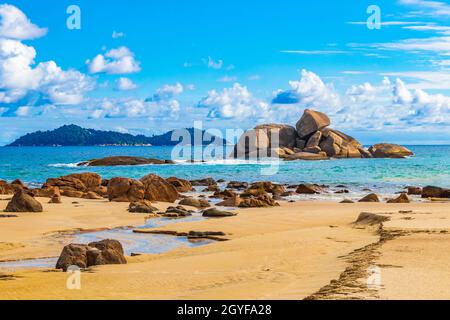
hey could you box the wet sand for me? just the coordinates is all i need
[0,195,449,300]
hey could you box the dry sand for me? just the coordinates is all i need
[0,195,449,300]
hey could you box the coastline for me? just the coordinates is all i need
[1,196,450,300]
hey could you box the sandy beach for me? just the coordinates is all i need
[1,195,449,300]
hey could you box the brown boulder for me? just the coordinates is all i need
[204,185,220,192]
[202,208,237,217]
[56,239,126,272]
[253,124,297,148]
[5,190,43,213]
[296,109,330,138]
[407,186,422,195]
[216,195,242,207]
[44,173,102,195]
[358,193,380,203]
[238,194,279,208]
[421,186,450,198]
[306,131,322,148]
[0,180,13,195]
[107,177,145,202]
[296,184,325,194]
[61,189,84,198]
[368,144,414,158]
[190,178,217,186]
[166,177,194,192]
[387,193,410,203]
[178,197,211,208]
[140,174,179,203]
[128,201,158,213]
[227,181,249,190]
[83,191,103,200]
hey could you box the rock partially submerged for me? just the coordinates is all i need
[5,190,43,213]
[387,193,410,203]
[56,239,126,271]
[78,156,174,167]
[368,144,414,159]
[422,186,450,199]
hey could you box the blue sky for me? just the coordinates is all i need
[0,0,450,145]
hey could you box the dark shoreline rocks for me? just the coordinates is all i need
[78,156,175,167]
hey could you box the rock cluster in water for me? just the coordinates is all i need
[233,109,413,160]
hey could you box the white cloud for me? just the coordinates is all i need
[86,46,141,74]
[382,71,450,90]
[112,31,125,39]
[198,83,269,120]
[116,77,137,91]
[148,82,184,101]
[0,4,47,40]
[272,69,341,113]
[399,0,450,17]
[0,38,93,105]
[15,106,30,116]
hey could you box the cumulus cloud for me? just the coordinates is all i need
[115,77,137,91]
[147,82,183,102]
[198,83,269,120]
[272,70,341,113]
[0,4,47,40]
[0,37,93,106]
[86,46,141,74]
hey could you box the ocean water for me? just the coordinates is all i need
[0,146,449,194]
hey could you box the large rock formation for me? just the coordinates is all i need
[232,109,412,161]
[107,177,145,202]
[5,190,43,213]
[44,173,102,198]
[166,177,194,192]
[140,174,179,203]
[56,239,126,271]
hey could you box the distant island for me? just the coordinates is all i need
[6,125,227,147]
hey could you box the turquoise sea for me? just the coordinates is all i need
[0,145,449,193]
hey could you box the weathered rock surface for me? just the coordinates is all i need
[178,197,211,208]
[166,177,193,192]
[44,173,102,198]
[407,186,422,195]
[128,201,158,213]
[358,193,380,203]
[107,177,145,202]
[421,186,450,199]
[368,143,414,158]
[190,178,217,186]
[5,190,43,213]
[354,212,390,226]
[140,174,179,203]
[56,239,126,271]
[387,193,410,203]
[296,184,325,194]
[202,208,237,217]
[296,109,330,139]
